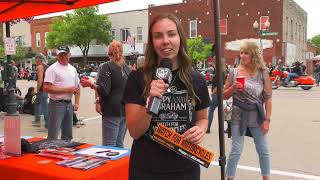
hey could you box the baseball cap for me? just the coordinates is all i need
[57,45,70,55]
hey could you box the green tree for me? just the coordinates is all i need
[311,34,320,47]
[12,46,29,64]
[311,34,320,55]
[0,39,4,58]
[187,37,213,67]
[46,6,112,65]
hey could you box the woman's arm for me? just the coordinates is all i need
[125,104,152,140]
[264,70,272,120]
[223,78,234,100]
[182,108,208,144]
[262,70,272,135]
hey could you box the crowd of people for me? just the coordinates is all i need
[5,12,320,180]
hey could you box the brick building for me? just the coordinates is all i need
[306,41,319,74]
[149,0,307,66]
[30,17,52,56]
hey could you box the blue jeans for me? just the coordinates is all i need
[47,100,73,141]
[34,92,48,127]
[208,94,218,130]
[226,125,270,178]
[285,73,298,83]
[102,113,126,147]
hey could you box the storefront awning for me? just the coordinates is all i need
[0,0,118,22]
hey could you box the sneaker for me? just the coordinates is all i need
[79,121,85,126]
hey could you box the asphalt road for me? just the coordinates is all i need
[1,80,320,180]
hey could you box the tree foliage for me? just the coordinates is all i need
[12,46,29,63]
[311,34,320,48]
[187,37,213,64]
[0,40,4,58]
[46,6,112,65]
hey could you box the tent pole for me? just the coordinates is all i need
[212,0,226,179]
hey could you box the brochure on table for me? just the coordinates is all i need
[73,146,130,160]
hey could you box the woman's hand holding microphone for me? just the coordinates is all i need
[149,79,169,98]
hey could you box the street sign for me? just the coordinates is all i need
[4,37,16,55]
[262,32,279,36]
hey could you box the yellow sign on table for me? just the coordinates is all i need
[153,124,214,168]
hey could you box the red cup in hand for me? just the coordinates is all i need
[81,76,91,88]
[236,76,245,90]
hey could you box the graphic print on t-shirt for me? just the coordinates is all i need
[148,85,193,138]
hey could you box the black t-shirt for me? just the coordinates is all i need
[97,62,131,117]
[123,69,210,179]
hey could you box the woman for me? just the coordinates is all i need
[224,41,272,180]
[122,14,210,180]
[81,40,130,147]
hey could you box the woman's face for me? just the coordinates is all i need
[151,18,181,64]
[240,49,252,66]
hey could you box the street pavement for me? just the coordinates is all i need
[1,80,320,180]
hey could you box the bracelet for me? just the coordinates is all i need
[265,118,271,122]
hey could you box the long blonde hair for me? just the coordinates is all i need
[108,40,124,66]
[240,40,267,73]
[142,13,199,105]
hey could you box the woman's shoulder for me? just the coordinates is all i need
[190,70,206,86]
[190,69,204,78]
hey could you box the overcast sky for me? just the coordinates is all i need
[37,0,319,38]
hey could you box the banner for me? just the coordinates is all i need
[153,124,214,168]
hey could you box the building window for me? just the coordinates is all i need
[189,20,197,38]
[259,16,269,31]
[220,19,227,35]
[15,36,25,46]
[137,27,143,41]
[286,17,289,42]
[36,32,41,47]
[120,29,130,42]
[45,32,48,47]
[111,29,116,39]
[290,20,293,41]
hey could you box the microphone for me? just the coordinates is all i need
[147,58,173,115]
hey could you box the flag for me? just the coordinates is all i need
[126,32,134,47]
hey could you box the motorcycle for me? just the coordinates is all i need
[270,68,316,90]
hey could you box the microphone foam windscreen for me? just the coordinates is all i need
[159,58,173,70]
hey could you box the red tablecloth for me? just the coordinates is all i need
[0,142,129,180]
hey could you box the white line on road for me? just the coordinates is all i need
[210,161,320,180]
[82,116,102,122]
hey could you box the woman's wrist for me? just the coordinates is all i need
[90,83,95,89]
[94,97,100,104]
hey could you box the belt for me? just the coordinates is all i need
[50,99,71,103]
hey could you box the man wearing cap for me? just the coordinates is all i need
[43,45,80,140]
[32,54,49,128]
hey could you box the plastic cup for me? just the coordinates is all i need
[82,76,89,80]
[236,76,245,89]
